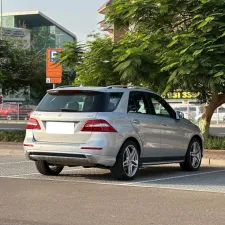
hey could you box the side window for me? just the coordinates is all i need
[146,94,175,118]
[128,91,150,114]
[106,92,123,112]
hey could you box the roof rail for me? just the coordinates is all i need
[130,86,151,91]
[107,85,151,91]
[107,85,128,89]
[56,85,75,89]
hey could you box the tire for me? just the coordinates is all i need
[110,141,139,181]
[180,138,202,171]
[35,161,64,176]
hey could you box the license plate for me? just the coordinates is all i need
[46,122,75,134]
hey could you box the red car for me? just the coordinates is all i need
[0,103,18,119]
[6,105,36,120]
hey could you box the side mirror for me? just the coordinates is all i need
[175,111,184,120]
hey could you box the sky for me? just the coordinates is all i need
[2,0,106,43]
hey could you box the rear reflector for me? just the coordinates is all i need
[81,119,117,132]
[24,144,34,147]
[81,147,102,150]
[26,118,41,130]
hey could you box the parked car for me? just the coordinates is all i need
[172,104,204,122]
[24,86,203,180]
[7,105,36,120]
[0,103,18,119]
[195,106,225,122]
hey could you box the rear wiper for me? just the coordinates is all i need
[60,108,79,112]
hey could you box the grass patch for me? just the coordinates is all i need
[0,130,25,142]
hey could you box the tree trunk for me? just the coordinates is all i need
[199,93,225,137]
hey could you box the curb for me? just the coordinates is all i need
[0,120,27,124]
[202,158,225,166]
[210,124,225,128]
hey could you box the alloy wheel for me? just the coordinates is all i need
[190,142,202,168]
[123,145,139,177]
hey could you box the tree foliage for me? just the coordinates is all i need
[59,0,225,136]
[66,36,121,86]
[106,0,225,136]
[0,39,47,102]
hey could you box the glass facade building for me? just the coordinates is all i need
[1,11,76,49]
[0,11,76,103]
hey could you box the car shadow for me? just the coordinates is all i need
[58,165,225,185]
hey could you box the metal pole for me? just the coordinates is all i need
[17,103,19,121]
[217,107,219,125]
[53,84,56,89]
[0,0,2,40]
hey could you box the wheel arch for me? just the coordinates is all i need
[119,136,142,156]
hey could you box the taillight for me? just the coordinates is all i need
[81,119,117,132]
[26,118,41,130]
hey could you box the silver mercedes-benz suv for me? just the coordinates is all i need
[24,85,203,180]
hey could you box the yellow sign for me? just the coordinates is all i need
[165,92,200,99]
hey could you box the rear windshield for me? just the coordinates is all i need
[36,91,124,112]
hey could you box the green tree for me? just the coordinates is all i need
[75,36,121,86]
[57,42,83,85]
[107,0,225,136]
[0,39,47,103]
[59,36,121,86]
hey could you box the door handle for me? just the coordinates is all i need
[133,119,140,124]
[161,122,167,127]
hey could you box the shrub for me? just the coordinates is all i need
[0,131,25,142]
[204,136,225,150]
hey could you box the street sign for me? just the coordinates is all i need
[46,77,62,84]
[46,48,62,83]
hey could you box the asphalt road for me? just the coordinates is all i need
[0,122,225,135]
[0,154,225,225]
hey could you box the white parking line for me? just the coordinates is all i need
[1,168,225,195]
[128,169,225,185]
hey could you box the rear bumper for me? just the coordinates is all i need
[25,150,116,167]
[24,140,118,167]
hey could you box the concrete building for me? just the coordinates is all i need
[98,0,125,42]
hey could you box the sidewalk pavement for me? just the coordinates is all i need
[0,143,225,166]
[203,150,225,166]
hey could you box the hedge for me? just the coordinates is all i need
[0,131,25,142]
[204,136,225,150]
